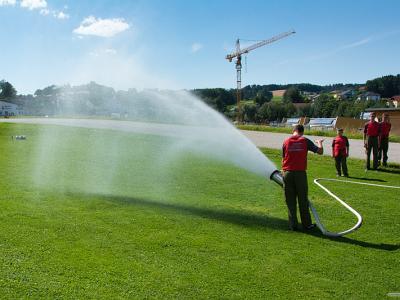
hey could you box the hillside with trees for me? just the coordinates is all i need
[0,74,398,123]
[366,74,400,97]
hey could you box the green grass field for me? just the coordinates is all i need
[271,95,283,102]
[0,123,399,298]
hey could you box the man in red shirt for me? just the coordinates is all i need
[363,112,380,170]
[332,128,349,177]
[282,125,324,231]
[378,113,391,167]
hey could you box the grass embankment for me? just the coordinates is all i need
[271,95,283,102]
[238,124,400,143]
[0,123,399,298]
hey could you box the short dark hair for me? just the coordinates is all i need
[293,124,304,133]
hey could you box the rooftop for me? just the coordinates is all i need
[365,107,400,112]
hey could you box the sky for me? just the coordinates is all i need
[1,0,400,94]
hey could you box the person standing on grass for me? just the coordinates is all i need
[363,112,380,170]
[282,124,324,231]
[378,113,391,167]
[332,128,349,177]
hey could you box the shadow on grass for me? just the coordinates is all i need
[307,230,400,251]
[347,176,386,182]
[75,192,289,231]
[69,192,399,251]
[376,168,400,175]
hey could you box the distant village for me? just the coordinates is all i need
[0,74,399,134]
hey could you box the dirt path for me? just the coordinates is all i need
[241,130,400,163]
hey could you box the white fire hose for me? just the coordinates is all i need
[310,178,400,237]
[270,171,400,237]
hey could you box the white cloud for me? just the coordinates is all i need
[338,37,372,51]
[73,16,130,38]
[89,48,117,57]
[0,0,16,6]
[304,36,374,62]
[39,8,69,19]
[39,8,49,15]
[20,0,47,10]
[104,48,117,55]
[191,43,203,53]
[54,11,69,19]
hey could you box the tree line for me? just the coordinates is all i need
[0,74,398,122]
[366,74,400,98]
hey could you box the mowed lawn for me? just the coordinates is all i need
[0,123,399,299]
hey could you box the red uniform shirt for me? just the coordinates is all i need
[332,135,349,157]
[364,121,380,137]
[282,135,318,171]
[380,121,391,138]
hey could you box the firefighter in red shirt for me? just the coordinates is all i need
[332,128,349,177]
[282,125,324,231]
[363,112,380,170]
[378,113,391,167]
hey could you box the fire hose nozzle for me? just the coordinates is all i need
[270,170,284,188]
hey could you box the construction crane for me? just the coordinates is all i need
[226,30,296,123]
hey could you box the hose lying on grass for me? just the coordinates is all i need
[310,178,400,237]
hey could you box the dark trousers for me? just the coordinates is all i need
[366,136,379,170]
[378,137,389,166]
[334,155,348,176]
[283,171,312,230]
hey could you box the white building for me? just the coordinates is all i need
[357,92,381,101]
[0,100,24,116]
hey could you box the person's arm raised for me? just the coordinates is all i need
[315,139,324,155]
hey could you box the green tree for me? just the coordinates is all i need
[243,103,257,123]
[366,74,400,97]
[0,80,17,99]
[254,89,273,106]
[283,86,304,103]
[256,102,295,122]
[192,88,235,112]
[311,94,338,117]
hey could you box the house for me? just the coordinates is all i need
[389,95,400,108]
[301,91,318,101]
[284,117,309,127]
[0,100,23,116]
[357,92,381,101]
[332,90,356,100]
[306,118,337,130]
[358,86,367,91]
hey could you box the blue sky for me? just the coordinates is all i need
[1,0,400,94]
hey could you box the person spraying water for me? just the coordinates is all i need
[268,125,364,237]
[274,125,324,231]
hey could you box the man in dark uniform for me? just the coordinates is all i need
[363,112,380,170]
[378,113,391,167]
[282,125,324,231]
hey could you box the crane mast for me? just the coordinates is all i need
[226,30,295,123]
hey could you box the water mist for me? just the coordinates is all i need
[26,87,281,197]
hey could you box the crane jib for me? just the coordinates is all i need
[225,30,295,61]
